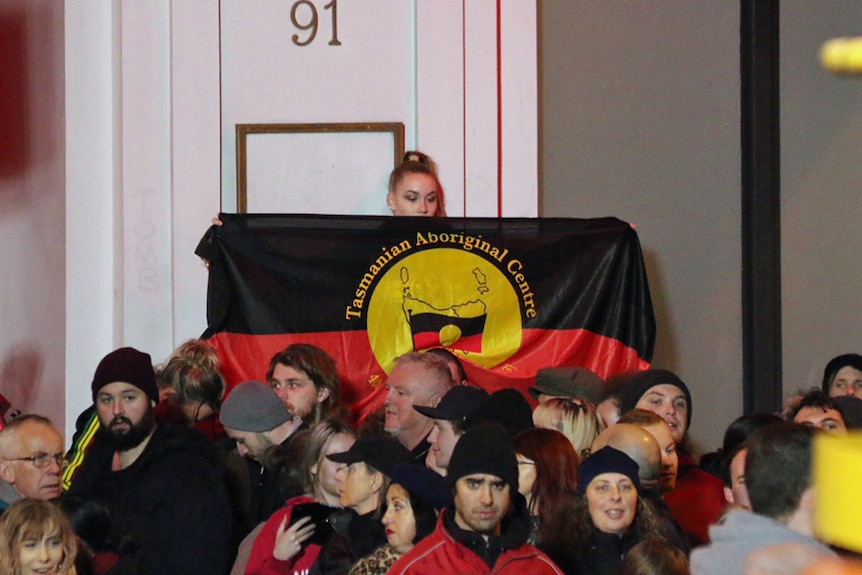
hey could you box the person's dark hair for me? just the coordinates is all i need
[786,388,846,426]
[822,353,862,394]
[267,344,346,424]
[600,372,633,403]
[388,151,447,217]
[425,348,468,384]
[268,428,312,496]
[744,422,815,520]
[714,413,783,487]
[59,495,138,557]
[513,428,579,518]
[619,537,690,575]
[403,487,437,543]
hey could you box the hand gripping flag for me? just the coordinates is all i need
[196,214,655,420]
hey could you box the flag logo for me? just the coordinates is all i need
[366,247,523,373]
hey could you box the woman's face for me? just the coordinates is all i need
[17,532,64,575]
[337,461,382,515]
[313,433,355,505]
[388,173,440,216]
[381,483,417,554]
[585,472,638,536]
[516,453,537,500]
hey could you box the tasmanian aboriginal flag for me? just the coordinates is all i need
[196,214,655,420]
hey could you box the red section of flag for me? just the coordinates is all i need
[207,328,649,423]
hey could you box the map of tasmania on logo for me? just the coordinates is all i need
[367,247,523,374]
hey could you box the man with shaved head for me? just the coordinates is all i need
[591,422,661,490]
[611,412,690,552]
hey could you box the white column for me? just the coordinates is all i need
[65,0,120,438]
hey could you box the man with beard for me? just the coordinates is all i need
[67,347,232,575]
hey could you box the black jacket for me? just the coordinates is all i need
[68,422,233,575]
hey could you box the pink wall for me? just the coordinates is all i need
[0,1,66,428]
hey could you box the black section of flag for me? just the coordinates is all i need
[196,214,655,362]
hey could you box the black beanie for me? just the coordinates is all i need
[91,347,159,404]
[578,446,642,493]
[617,369,692,430]
[446,422,518,493]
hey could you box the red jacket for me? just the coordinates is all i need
[388,514,564,575]
[245,495,321,575]
[664,452,726,546]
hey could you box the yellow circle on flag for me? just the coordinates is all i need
[366,248,522,374]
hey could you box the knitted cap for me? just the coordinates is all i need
[91,347,159,404]
[617,369,692,430]
[387,462,452,511]
[326,435,411,476]
[530,366,605,404]
[446,422,518,492]
[219,380,292,432]
[413,385,489,422]
[578,446,642,493]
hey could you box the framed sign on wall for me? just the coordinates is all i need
[236,122,405,214]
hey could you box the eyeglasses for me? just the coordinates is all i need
[3,453,64,469]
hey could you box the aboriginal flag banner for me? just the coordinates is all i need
[196,214,655,419]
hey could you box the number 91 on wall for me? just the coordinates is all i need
[291,0,341,47]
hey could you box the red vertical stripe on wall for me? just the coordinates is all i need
[496,0,503,216]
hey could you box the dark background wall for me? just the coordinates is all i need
[540,1,742,452]
[540,0,862,451]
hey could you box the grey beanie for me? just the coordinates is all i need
[219,380,292,432]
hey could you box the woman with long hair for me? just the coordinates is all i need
[0,499,78,575]
[562,447,664,575]
[514,427,580,570]
[244,418,356,575]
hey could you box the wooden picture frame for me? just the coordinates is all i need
[235,122,405,214]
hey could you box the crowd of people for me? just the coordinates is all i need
[0,338,860,575]
[2,156,860,573]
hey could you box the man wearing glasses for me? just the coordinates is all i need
[0,414,64,510]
